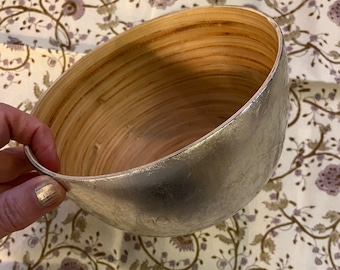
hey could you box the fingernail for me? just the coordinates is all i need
[35,179,59,207]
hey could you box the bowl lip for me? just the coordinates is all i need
[24,5,285,183]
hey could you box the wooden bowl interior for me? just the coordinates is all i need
[33,8,279,176]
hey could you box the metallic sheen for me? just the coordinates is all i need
[25,6,289,237]
[35,182,58,207]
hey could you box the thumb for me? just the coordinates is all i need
[0,175,66,239]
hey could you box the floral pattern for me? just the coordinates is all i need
[62,0,86,20]
[149,0,178,9]
[1,0,340,269]
[316,164,340,196]
[328,0,340,26]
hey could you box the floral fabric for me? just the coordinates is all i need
[1,0,340,269]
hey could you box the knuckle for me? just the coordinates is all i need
[0,193,29,234]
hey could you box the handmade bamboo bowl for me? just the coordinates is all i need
[25,6,289,236]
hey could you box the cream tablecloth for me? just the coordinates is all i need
[1,0,340,269]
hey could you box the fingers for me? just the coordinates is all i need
[0,104,65,239]
[0,147,33,183]
[0,103,60,172]
[0,172,39,193]
[0,175,66,239]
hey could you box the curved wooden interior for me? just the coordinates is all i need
[33,7,279,176]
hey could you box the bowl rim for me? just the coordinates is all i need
[24,5,285,184]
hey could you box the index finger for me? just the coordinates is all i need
[0,103,60,172]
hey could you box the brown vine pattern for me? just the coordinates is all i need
[0,0,340,269]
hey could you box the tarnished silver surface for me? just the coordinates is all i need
[25,7,289,237]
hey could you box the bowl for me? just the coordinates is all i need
[25,6,289,237]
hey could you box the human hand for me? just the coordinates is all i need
[0,103,66,239]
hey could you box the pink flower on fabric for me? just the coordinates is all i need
[308,0,316,8]
[62,0,85,20]
[170,235,194,251]
[149,0,177,9]
[27,236,39,248]
[315,164,340,195]
[328,0,340,26]
[58,257,88,270]
[6,36,24,51]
